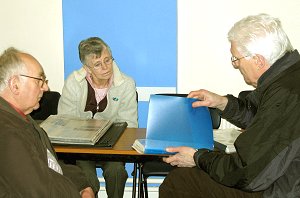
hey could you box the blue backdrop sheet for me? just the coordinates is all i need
[62,0,177,128]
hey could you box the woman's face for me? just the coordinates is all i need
[85,49,113,81]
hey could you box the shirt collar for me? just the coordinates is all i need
[6,101,28,121]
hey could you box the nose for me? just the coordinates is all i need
[101,63,108,70]
[42,82,49,92]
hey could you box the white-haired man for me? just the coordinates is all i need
[160,14,300,198]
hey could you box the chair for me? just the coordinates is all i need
[30,91,61,120]
[139,93,221,198]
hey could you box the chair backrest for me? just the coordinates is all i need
[156,93,221,129]
[208,108,221,129]
[30,91,61,120]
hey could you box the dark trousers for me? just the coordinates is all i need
[159,167,264,198]
[77,160,128,198]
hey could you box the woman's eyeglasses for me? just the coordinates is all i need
[89,57,114,70]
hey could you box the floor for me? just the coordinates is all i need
[97,177,162,198]
[98,187,158,198]
[97,164,162,198]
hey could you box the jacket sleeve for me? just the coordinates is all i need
[0,129,81,198]
[194,87,300,191]
[222,92,257,129]
[35,121,92,193]
[192,92,259,190]
[59,162,91,192]
[194,149,245,188]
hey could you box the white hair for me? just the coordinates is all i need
[0,47,27,92]
[228,13,293,65]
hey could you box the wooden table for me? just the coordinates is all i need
[54,128,162,198]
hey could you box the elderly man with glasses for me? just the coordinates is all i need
[0,47,94,197]
[160,13,300,198]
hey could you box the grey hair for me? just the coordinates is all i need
[78,37,112,65]
[228,13,293,65]
[0,47,27,92]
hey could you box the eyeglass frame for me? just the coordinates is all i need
[19,74,48,87]
[87,57,114,70]
[231,55,249,68]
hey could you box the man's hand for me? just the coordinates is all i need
[187,89,228,111]
[163,146,197,167]
[80,187,95,198]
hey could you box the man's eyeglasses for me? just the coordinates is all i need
[231,56,248,68]
[20,74,48,87]
[90,57,114,70]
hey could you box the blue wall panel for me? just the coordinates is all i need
[138,101,149,128]
[62,0,177,128]
[62,0,177,86]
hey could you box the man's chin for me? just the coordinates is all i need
[33,103,40,110]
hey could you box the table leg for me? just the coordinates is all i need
[132,163,137,198]
[137,163,143,198]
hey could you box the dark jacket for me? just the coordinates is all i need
[194,50,300,198]
[0,97,90,197]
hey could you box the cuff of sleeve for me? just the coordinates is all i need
[193,149,211,168]
[221,94,236,118]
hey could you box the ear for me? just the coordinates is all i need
[8,76,21,95]
[254,54,269,70]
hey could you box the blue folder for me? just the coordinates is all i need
[135,94,214,154]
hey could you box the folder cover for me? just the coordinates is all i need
[132,94,214,154]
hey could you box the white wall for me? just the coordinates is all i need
[177,0,300,96]
[0,0,64,93]
[1,0,300,96]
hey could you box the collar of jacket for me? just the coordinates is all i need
[0,96,29,122]
[257,50,300,88]
[73,61,125,87]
